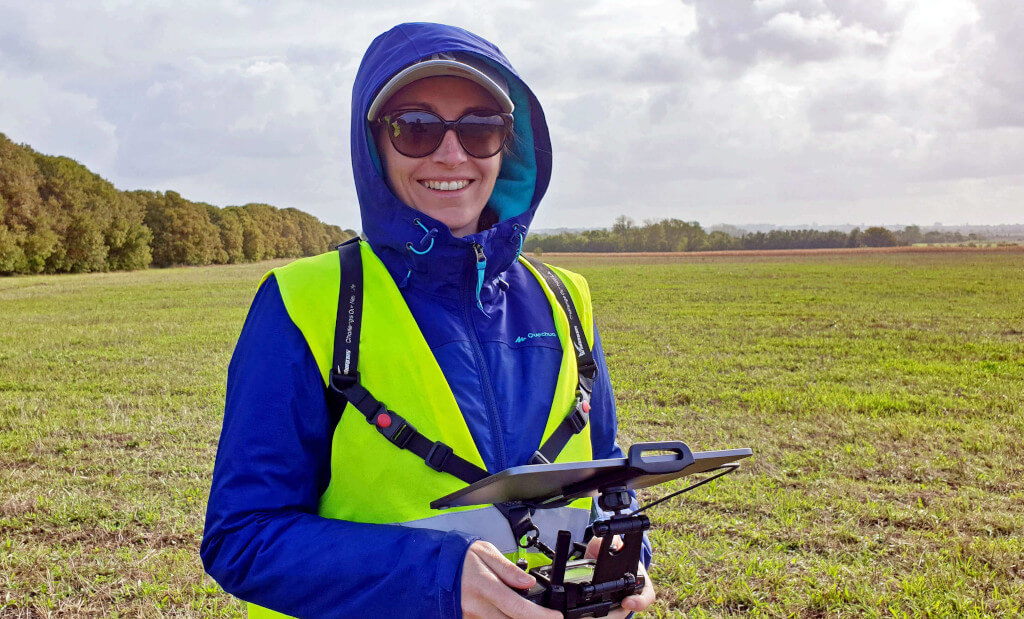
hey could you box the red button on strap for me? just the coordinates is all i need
[581,401,591,413]
[377,413,392,428]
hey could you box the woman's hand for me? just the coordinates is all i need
[461,541,562,619]
[585,535,657,617]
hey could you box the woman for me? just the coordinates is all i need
[202,23,654,618]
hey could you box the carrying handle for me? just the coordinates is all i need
[627,441,694,475]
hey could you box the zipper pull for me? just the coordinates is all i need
[472,243,487,312]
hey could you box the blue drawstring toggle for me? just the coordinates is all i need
[511,224,526,261]
[408,219,437,255]
[402,219,437,288]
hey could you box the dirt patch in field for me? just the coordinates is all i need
[0,497,38,518]
[2,459,38,471]
[10,526,196,550]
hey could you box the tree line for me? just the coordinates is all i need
[1,133,353,275]
[524,216,981,254]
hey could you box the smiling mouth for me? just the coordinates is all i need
[419,179,472,191]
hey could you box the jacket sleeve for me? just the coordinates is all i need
[587,326,654,569]
[201,275,476,618]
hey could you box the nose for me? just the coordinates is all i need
[431,128,468,166]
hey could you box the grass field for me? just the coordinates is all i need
[1,249,1022,617]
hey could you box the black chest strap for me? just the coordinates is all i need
[322,243,596,484]
[325,239,487,485]
[522,256,597,465]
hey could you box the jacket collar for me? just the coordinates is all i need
[369,203,531,302]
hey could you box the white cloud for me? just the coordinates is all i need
[0,70,119,173]
[0,0,1021,230]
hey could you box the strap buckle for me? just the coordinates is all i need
[528,450,551,465]
[371,405,416,449]
[567,406,588,434]
[328,368,358,394]
[577,358,597,379]
[425,441,454,472]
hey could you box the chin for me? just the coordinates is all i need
[416,201,483,234]
[435,213,476,235]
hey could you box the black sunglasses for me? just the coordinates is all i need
[377,109,513,159]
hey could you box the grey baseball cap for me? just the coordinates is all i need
[366,52,514,121]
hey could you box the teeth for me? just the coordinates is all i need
[422,180,469,191]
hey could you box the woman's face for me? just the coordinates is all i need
[378,76,503,238]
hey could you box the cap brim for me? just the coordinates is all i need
[367,59,514,121]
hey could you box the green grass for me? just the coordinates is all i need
[2,250,1022,616]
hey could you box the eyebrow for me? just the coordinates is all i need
[391,102,436,112]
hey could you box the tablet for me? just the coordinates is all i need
[431,442,752,510]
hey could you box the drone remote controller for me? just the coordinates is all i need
[432,441,752,618]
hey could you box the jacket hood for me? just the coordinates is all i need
[350,23,552,297]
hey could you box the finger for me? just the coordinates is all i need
[475,544,535,590]
[620,565,656,611]
[490,584,563,619]
[585,534,624,559]
[463,601,511,619]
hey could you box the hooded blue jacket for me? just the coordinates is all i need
[201,23,650,617]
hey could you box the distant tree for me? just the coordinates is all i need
[922,229,966,244]
[742,229,848,250]
[139,191,224,267]
[0,218,23,273]
[862,226,897,247]
[847,227,862,248]
[899,225,922,246]
[706,230,738,250]
[212,206,245,263]
[742,231,768,250]
[525,221,879,254]
[0,133,375,273]
[659,219,707,251]
[276,209,303,258]
[241,203,279,258]
[611,215,634,234]
[0,136,59,273]
[581,228,615,252]
[0,135,151,273]
[642,220,667,251]
[239,207,268,261]
[34,154,112,272]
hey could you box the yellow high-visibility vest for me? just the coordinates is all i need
[248,242,595,618]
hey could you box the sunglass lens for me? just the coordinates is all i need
[457,113,508,158]
[387,111,445,157]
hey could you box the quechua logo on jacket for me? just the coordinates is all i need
[515,332,557,343]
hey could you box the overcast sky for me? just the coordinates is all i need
[2,0,1022,230]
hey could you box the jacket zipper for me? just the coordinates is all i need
[464,242,506,471]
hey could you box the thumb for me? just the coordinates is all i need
[477,545,535,589]
[585,535,623,559]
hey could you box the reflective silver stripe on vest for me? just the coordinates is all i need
[400,506,591,555]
